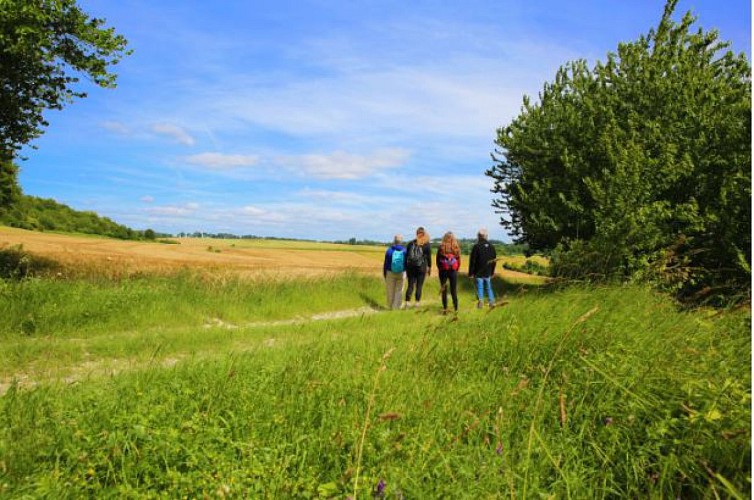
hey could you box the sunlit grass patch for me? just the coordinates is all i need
[0,281,749,497]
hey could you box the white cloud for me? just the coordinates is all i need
[241,205,266,216]
[151,123,196,146]
[236,205,287,224]
[145,202,199,217]
[140,195,155,203]
[184,152,260,170]
[275,148,409,180]
[101,120,131,135]
[296,188,380,205]
[168,31,575,155]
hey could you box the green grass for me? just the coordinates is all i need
[0,276,750,498]
[0,271,386,337]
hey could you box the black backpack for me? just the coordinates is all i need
[407,242,424,267]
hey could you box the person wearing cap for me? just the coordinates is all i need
[469,228,497,308]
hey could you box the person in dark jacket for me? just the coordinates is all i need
[403,227,432,308]
[469,228,497,308]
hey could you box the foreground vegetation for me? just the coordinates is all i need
[0,272,749,498]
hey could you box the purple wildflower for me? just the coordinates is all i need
[496,441,503,455]
[373,479,386,498]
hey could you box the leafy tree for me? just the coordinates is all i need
[0,158,20,213]
[487,0,751,300]
[0,0,130,161]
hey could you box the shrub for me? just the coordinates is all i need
[0,245,59,280]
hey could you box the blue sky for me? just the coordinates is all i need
[17,0,751,242]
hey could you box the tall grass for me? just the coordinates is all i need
[0,277,750,498]
[0,271,386,338]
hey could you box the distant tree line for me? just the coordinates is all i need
[333,237,385,246]
[176,232,318,242]
[487,0,750,302]
[334,236,530,256]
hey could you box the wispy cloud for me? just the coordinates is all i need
[101,120,131,135]
[145,202,199,216]
[275,148,409,180]
[184,152,260,170]
[151,123,196,146]
[295,188,388,205]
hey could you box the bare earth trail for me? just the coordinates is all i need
[0,304,387,396]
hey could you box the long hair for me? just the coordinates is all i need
[440,232,460,255]
[415,227,430,246]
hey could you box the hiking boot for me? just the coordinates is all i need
[477,300,484,309]
[489,302,496,309]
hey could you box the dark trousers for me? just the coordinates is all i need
[439,270,458,311]
[405,267,426,302]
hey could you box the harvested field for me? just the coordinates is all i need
[0,226,383,278]
[0,226,546,282]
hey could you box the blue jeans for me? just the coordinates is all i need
[476,277,495,303]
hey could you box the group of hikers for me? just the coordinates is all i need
[382,226,498,313]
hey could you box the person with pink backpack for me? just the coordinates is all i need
[436,231,461,313]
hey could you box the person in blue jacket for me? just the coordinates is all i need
[383,234,406,310]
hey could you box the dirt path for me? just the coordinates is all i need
[203,305,380,330]
[0,304,389,396]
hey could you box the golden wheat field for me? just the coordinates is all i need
[0,226,545,282]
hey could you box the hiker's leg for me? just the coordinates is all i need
[405,268,416,302]
[439,272,448,310]
[484,277,495,303]
[475,277,484,300]
[415,270,426,301]
[393,274,404,310]
[385,275,393,309]
[449,271,458,311]
[386,273,397,309]
[388,272,402,309]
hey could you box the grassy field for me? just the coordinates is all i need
[0,230,750,498]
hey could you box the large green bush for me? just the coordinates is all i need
[487,0,751,300]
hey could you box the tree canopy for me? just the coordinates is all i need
[0,0,130,160]
[487,0,751,301]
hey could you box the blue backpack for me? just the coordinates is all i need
[390,248,406,272]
